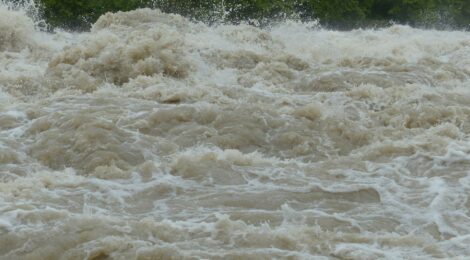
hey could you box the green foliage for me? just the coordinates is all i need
[294,0,373,28]
[29,0,470,30]
[40,0,150,29]
[369,0,469,28]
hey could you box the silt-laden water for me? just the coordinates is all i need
[1,3,470,259]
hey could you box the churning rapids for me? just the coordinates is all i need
[1,2,470,260]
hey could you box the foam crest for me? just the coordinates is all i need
[0,2,36,52]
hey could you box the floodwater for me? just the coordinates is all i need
[1,2,470,259]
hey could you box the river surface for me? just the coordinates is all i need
[1,2,470,259]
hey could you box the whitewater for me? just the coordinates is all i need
[1,2,470,259]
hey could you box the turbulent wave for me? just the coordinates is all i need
[1,4,470,259]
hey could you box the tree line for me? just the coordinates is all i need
[21,0,470,30]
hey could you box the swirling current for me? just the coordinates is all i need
[1,3,470,260]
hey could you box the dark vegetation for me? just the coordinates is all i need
[18,0,470,30]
